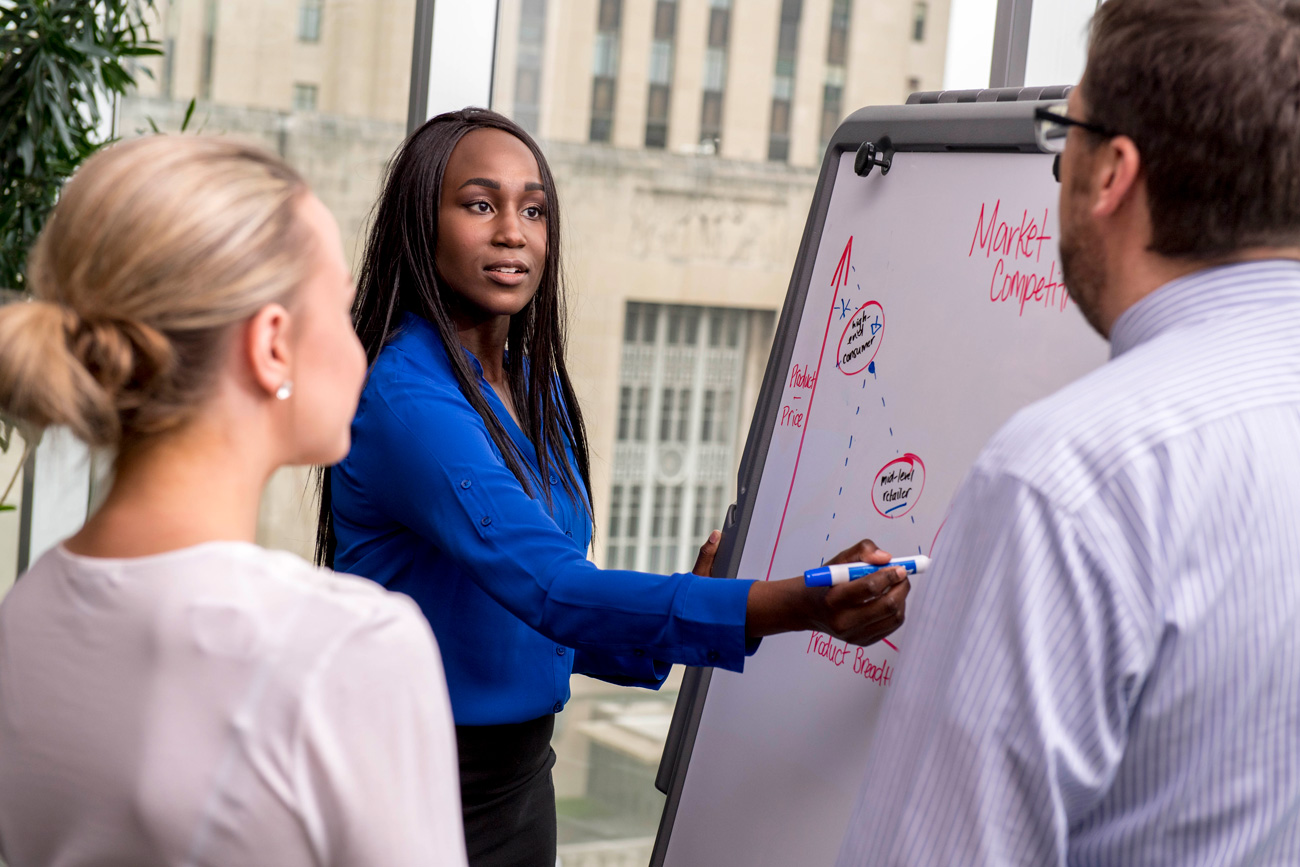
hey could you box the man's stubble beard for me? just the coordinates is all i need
[1058,183,1111,338]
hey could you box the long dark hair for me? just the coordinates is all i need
[314,108,593,567]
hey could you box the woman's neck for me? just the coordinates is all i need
[451,309,512,386]
[64,419,275,559]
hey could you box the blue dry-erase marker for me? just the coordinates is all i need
[803,555,931,587]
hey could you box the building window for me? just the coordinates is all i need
[912,1,928,42]
[645,0,677,149]
[607,484,623,566]
[821,0,851,151]
[590,0,623,142]
[699,0,731,152]
[906,76,922,97]
[297,0,323,43]
[659,388,675,442]
[513,0,548,133]
[617,386,633,440]
[292,83,318,112]
[199,0,218,100]
[607,302,774,572]
[768,0,803,162]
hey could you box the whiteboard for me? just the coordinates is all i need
[654,119,1108,865]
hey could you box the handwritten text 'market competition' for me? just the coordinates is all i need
[969,200,1072,316]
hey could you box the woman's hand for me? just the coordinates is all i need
[692,530,722,577]
[744,538,910,647]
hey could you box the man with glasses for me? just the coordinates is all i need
[836,1,1300,864]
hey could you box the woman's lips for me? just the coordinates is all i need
[484,262,530,286]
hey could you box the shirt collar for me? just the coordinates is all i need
[399,312,488,378]
[1108,259,1300,358]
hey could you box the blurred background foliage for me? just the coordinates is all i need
[0,0,160,291]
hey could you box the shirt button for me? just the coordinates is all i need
[550,474,559,485]
[556,646,566,656]
[565,530,573,538]
[460,479,471,489]
[707,650,720,663]
[633,649,645,658]
[553,701,564,713]
[480,515,492,527]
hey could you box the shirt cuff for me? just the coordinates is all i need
[673,576,756,673]
[573,648,673,689]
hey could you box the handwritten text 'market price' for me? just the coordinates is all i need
[969,199,1072,316]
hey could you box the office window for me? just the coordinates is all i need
[199,0,217,100]
[820,69,846,151]
[659,388,675,442]
[463,0,965,854]
[609,303,771,573]
[907,75,922,97]
[292,83,318,112]
[514,0,548,133]
[717,390,733,444]
[768,0,803,162]
[624,484,641,568]
[699,0,731,152]
[617,386,633,440]
[821,0,852,150]
[590,0,623,142]
[607,484,623,565]
[297,0,323,43]
[645,0,677,149]
[634,386,650,441]
[827,0,850,65]
[913,1,928,42]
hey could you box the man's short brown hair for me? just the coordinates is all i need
[1085,0,1300,258]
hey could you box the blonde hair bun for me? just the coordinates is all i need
[0,136,310,449]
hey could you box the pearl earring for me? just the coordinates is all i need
[276,380,294,401]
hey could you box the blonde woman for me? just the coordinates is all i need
[0,137,467,866]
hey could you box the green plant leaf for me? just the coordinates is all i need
[0,0,161,288]
[0,505,16,513]
[181,97,196,132]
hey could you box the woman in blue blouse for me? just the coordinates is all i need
[318,109,909,867]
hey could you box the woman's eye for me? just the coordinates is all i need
[467,201,491,214]
[524,205,544,219]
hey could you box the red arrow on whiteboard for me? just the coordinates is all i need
[830,235,853,290]
[764,235,854,582]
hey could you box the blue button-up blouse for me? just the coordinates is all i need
[331,314,756,726]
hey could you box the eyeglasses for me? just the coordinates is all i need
[1034,104,1118,183]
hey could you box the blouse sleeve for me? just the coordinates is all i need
[295,597,467,867]
[573,647,673,689]
[349,379,755,673]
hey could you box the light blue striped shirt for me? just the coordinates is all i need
[837,261,1300,866]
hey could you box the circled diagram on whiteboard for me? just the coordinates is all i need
[871,453,925,518]
[836,301,884,376]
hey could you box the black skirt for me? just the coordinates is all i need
[456,714,558,867]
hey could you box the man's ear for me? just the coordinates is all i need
[245,303,293,398]
[1092,135,1142,219]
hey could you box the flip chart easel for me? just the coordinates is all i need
[650,87,1108,867]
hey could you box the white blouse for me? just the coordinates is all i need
[0,541,467,867]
